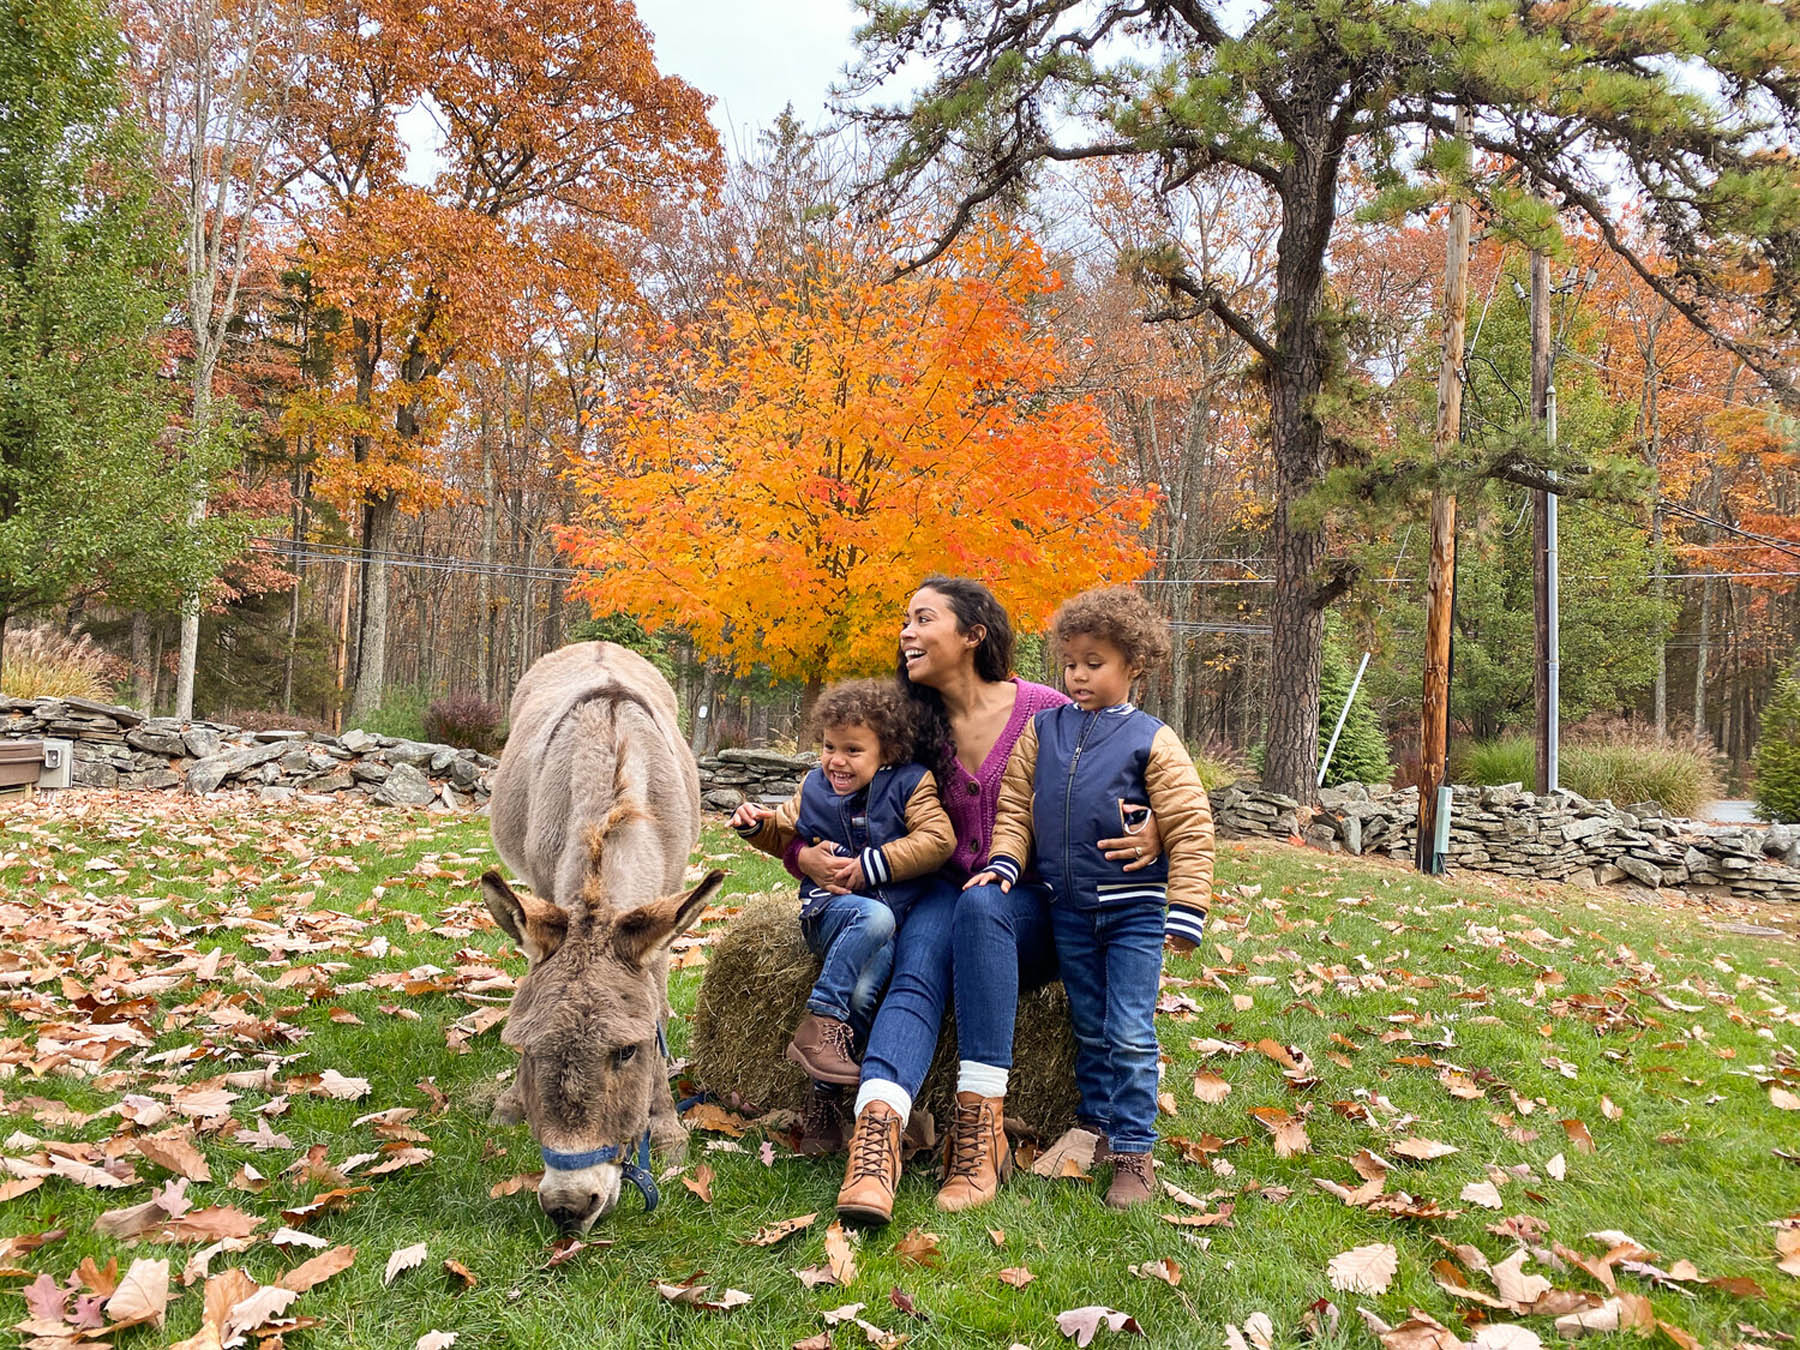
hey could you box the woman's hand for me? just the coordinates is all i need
[829,854,867,893]
[794,840,851,895]
[963,868,1010,893]
[1098,805,1164,872]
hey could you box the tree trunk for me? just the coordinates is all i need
[1694,569,1711,745]
[348,493,395,725]
[131,611,155,711]
[689,659,719,756]
[478,403,498,699]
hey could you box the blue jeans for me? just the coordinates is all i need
[951,881,1058,1069]
[800,893,896,1042]
[859,879,957,1095]
[1049,902,1166,1153]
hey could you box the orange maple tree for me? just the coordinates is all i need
[559,224,1158,690]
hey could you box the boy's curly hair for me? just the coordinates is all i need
[1052,585,1172,674]
[809,678,917,765]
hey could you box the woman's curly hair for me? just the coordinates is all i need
[893,576,1015,771]
[1052,585,1172,673]
[809,678,918,765]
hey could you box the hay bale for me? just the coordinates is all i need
[689,892,1079,1136]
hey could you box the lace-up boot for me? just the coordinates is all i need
[934,1092,1012,1212]
[796,1082,847,1156]
[836,1101,902,1225]
[786,1013,861,1086]
[1104,1150,1155,1209]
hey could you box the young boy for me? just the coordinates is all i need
[966,586,1214,1207]
[732,679,955,1150]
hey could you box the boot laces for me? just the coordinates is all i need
[821,1018,856,1059]
[945,1099,990,1179]
[1113,1152,1153,1186]
[849,1111,895,1181]
[802,1086,839,1136]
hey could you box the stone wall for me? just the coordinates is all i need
[1,695,495,810]
[1211,779,1800,904]
[695,748,817,812]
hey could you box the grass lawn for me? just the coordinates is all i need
[2,791,1797,1349]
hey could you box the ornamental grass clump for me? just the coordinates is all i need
[424,692,502,753]
[0,625,122,701]
[1458,731,1720,818]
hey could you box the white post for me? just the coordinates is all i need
[1319,651,1372,788]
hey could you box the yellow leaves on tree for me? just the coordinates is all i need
[560,225,1158,684]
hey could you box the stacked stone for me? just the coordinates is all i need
[695,747,816,812]
[0,695,495,810]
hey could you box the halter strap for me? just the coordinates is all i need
[539,1129,659,1212]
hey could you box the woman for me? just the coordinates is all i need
[792,576,1166,1225]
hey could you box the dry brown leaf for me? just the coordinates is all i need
[488,1172,542,1198]
[1491,1249,1553,1309]
[1553,1293,1654,1337]
[1546,1153,1566,1180]
[278,1244,356,1294]
[1056,1305,1145,1347]
[1470,1325,1543,1350]
[825,1220,858,1286]
[997,1266,1036,1287]
[1769,1086,1800,1112]
[1248,1106,1310,1157]
[443,1258,477,1291]
[384,1242,427,1286]
[224,1282,300,1337]
[1562,1119,1596,1154]
[1327,1242,1398,1295]
[1777,1222,1800,1278]
[103,1257,170,1330]
[1193,1071,1231,1104]
[133,1133,211,1183]
[1460,1180,1504,1209]
[745,1214,817,1247]
[895,1229,941,1268]
[682,1163,714,1204]
[417,1333,458,1350]
[1127,1258,1182,1287]
[1371,1309,1466,1350]
[1392,1137,1460,1161]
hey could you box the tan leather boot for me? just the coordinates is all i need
[934,1092,1012,1212]
[1104,1150,1155,1208]
[836,1101,902,1225]
[786,1013,861,1086]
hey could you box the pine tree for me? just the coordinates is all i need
[1756,669,1800,825]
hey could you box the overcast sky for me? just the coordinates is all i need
[637,0,863,151]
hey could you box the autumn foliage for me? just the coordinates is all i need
[560,225,1158,685]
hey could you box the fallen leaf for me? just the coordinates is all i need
[489,1172,542,1198]
[1127,1258,1181,1287]
[1193,1071,1232,1104]
[682,1163,714,1204]
[890,1286,927,1319]
[1392,1137,1460,1161]
[417,1334,458,1350]
[1491,1249,1553,1309]
[652,1274,752,1311]
[1247,1106,1310,1156]
[1562,1119,1596,1154]
[1546,1153,1566,1180]
[998,1267,1036,1288]
[895,1228,941,1267]
[104,1257,170,1330]
[1460,1180,1504,1209]
[1056,1305,1145,1347]
[133,1132,212,1183]
[278,1244,356,1293]
[1772,1087,1800,1112]
[1470,1325,1542,1350]
[1553,1293,1655,1337]
[224,1282,299,1337]
[1328,1242,1398,1295]
[384,1242,427,1285]
[825,1220,858,1286]
[745,1214,817,1247]
[443,1259,477,1291]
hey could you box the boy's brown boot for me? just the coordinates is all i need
[836,1101,902,1225]
[795,1083,847,1156]
[786,1013,861,1086]
[1103,1151,1156,1209]
[935,1092,1012,1212]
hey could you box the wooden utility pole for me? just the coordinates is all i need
[1417,106,1472,874]
[1530,241,1557,794]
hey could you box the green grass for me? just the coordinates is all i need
[2,797,1797,1348]
[1455,735,1722,817]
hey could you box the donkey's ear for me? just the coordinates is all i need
[480,870,569,966]
[611,869,726,968]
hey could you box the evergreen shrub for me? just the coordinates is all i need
[1755,671,1800,824]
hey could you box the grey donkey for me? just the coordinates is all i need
[478,641,723,1232]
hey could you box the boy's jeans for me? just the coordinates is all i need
[800,893,897,1042]
[1048,901,1166,1154]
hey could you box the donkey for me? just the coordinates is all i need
[476,641,722,1232]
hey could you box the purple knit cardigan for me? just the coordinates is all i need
[784,678,1067,882]
[935,679,1066,877]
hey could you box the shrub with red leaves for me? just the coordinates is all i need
[425,693,501,754]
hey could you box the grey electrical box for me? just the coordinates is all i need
[40,738,73,790]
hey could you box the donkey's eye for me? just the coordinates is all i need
[612,1044,638,1069]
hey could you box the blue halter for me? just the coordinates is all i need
[534,1022,671,1214]
[539,1129,659,1212]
